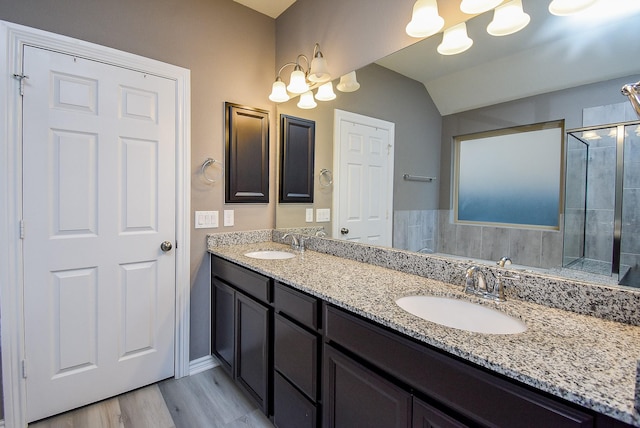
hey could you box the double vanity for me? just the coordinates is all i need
[208,230,640,427]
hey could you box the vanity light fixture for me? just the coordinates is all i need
[548,0,598,16]
[487,0,530,36]
[406,0,445,38]
[297,91,318,109]
[460,0,503,14]
[269,43,358,108]
[336,71,360,92]
[437,22,473,55]
[315,81,337,101]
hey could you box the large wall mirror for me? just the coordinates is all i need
[275,2,640,287]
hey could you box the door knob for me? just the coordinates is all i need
[160,241,173,252]
[340,228,349,235]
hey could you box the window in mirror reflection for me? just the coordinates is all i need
[454,120,564,229]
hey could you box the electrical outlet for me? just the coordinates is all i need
[305,208,314,222]
[224,210,234,227]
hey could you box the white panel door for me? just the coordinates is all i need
[335,112,394,246]
[22,46,177,422]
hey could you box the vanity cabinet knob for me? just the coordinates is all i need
[340,228,349,235]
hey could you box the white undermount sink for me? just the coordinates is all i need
[244,250,296,260]
[395,295,527,335]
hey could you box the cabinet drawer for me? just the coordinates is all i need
[274,313,318,400]
[324,304,593,428]
[274,281,319,330]
[323,344,411,428]
[273,371,317,428]
[212,255,271,303]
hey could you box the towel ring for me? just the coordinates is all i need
[319,168,333,187]
[201,158,223,183]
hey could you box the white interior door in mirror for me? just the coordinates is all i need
[334,110,394,246]
[22,46,177,422]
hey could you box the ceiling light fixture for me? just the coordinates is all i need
[460,0,503,14]
[437,22,473,55]
[487,0,530,36]
[269,43,358,109]
[406,0,445,38]
[548,0,598,16]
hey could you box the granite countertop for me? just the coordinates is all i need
[209,242,640,426]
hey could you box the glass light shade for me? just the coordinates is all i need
[268,80,290,103]
[437,23,473,55]
[287,69,309,94]
[309,55,331,83]
[487,0,530,36]
[405,0,445,38]
[548,0,598,15]
[336,71,360,92]
[297,91,317,109]
[460,0,503,14]
[315,82,337,101]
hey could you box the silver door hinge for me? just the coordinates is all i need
[13,73,29,96]
[22,360,27,378]
[19,219,25,239]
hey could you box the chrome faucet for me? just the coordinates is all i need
[464,264,519,302]
[282,233,304,252]
[464,266,487,295]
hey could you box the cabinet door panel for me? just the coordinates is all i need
[323,345,411,428]
[413,397,469,428]
[212,278,235,372]
[274,371,317,428]
[236,293,270,413]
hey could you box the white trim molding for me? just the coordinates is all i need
[189,355,220,376]
[0,20,191,427]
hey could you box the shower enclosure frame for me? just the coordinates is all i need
[565,120,639,278]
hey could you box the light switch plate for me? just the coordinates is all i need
[224,209,234,227]
[195,211,219,229]
[305,208,314,223]
[316,208,330,222]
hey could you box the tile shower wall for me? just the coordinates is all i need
[392,210,564,268]
[436,210,564,269]
[393,210,437,252]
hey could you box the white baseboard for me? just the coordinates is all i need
[188,355,219,376]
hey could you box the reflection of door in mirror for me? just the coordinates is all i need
[334,110,394,247]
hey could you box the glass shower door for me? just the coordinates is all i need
[618,124,640,286]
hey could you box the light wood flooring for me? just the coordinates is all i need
[28,367,275,428]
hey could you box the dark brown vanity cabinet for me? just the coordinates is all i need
[211,256,272,414]
[272,282,321,428]
[323,304,594,428]
[211,258,633,428]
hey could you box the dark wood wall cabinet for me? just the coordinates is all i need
[225,102,269,203]
[211,255,634,428]
[279,115,315,203]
